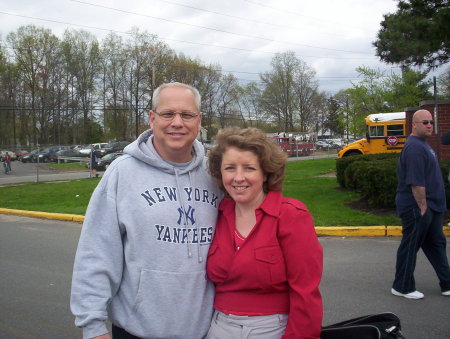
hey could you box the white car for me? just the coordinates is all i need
[315,141,332,150]
[0,150,17,161]
[79,143,110,156]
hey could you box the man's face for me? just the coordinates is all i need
[149,86,202,163]
[412,110,433,139]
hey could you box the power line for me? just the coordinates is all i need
[0,40,366,81]
[0,11,268,55]
[0,34,374,62]
[147,0,346,38]
[225,70,360,79]
[244,0,364,30]
[68,0,372,54]
[0,12,377,61]
[0,37,368,86]
[0,105,149,111]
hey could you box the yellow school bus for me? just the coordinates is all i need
[337,112,405,158]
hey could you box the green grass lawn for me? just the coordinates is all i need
[0,158,401,226]
[46,162,88,170]
[0,179,99,215]
[283,158,400,226]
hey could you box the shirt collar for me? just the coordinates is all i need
[219,190,283,217]
[259,191,283,217]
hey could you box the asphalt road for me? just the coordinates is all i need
[1,214,449,338]
[0,161,94,186]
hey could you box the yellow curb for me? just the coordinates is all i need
[316,225,450,237]
[315,226,387,236]
[0,208,449,236]
[0,208,84,223]
[386,226,403,237]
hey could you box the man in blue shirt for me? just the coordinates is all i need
[392,109,450,299]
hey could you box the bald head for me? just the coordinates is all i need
[412,109,433,139]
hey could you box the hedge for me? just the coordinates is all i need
[336,153,399,189]
[336,153,450,209]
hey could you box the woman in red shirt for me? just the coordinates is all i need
[206,127,323,339]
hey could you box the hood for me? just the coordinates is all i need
[123,129,206,174]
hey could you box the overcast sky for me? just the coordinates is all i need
[0,0,443,94]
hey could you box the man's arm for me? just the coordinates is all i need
[411,185,427,215]
[71,180,123,339]
[441,131,450,145]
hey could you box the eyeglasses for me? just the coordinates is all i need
[415,120,434,125]
[153,111,200,122]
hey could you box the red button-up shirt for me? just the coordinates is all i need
[206,190,323,339]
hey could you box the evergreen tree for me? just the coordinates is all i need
[373,0,449,69]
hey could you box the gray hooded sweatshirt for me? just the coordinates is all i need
[71,130,222,339]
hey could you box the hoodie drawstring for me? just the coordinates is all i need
[189,171,203,263]
[174,169,193,259]
[174,169,204,263]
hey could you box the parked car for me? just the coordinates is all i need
[55,149,87,163]
[0,150,18,161]
[21,149,38,163]
[37,146,71,163]
[79,143,110,156]
[106,141,130,154]
[15,150,29,160]
[87,152,124,171]
[315,140,332,150]
[328,139,345,148]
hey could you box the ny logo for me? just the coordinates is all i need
[177,205,196,225]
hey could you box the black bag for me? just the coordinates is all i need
[321,312,405,339]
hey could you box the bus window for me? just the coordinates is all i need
[370,125,384,137]
[387,124,404,136]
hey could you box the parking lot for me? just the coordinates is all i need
[0,161,93,185]
[0,214,449,338]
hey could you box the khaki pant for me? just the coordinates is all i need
[205,310,288,339]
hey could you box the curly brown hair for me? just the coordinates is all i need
[208,127,288,193]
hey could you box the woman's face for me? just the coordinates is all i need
[220,146,266,207]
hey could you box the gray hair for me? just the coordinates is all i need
[152,82,201,111]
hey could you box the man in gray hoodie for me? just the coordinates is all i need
[71,82,222,339]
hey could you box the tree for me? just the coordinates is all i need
[260,51,319,133]
[333,89,364,138]
[125,28,170,138]
[235,82,264,128]
[324,96,345,137]
[292,62,319,132]
[214,74,241,128]
[307,91,332,138]
[195,65,221,140]
[346,66,431,115]
[62,29,101,143]
[373,0,450,69]
[436,66,450,98]
[260,52,297,132]
[101,32,129,141]
[383,67,432,109]
[332,66,433,137]
[0,44,16,146]
[7,25,62,145]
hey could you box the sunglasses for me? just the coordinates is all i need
[416,120,435,125]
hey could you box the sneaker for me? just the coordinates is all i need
[442,290,450,296]
[391,288,424,299]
